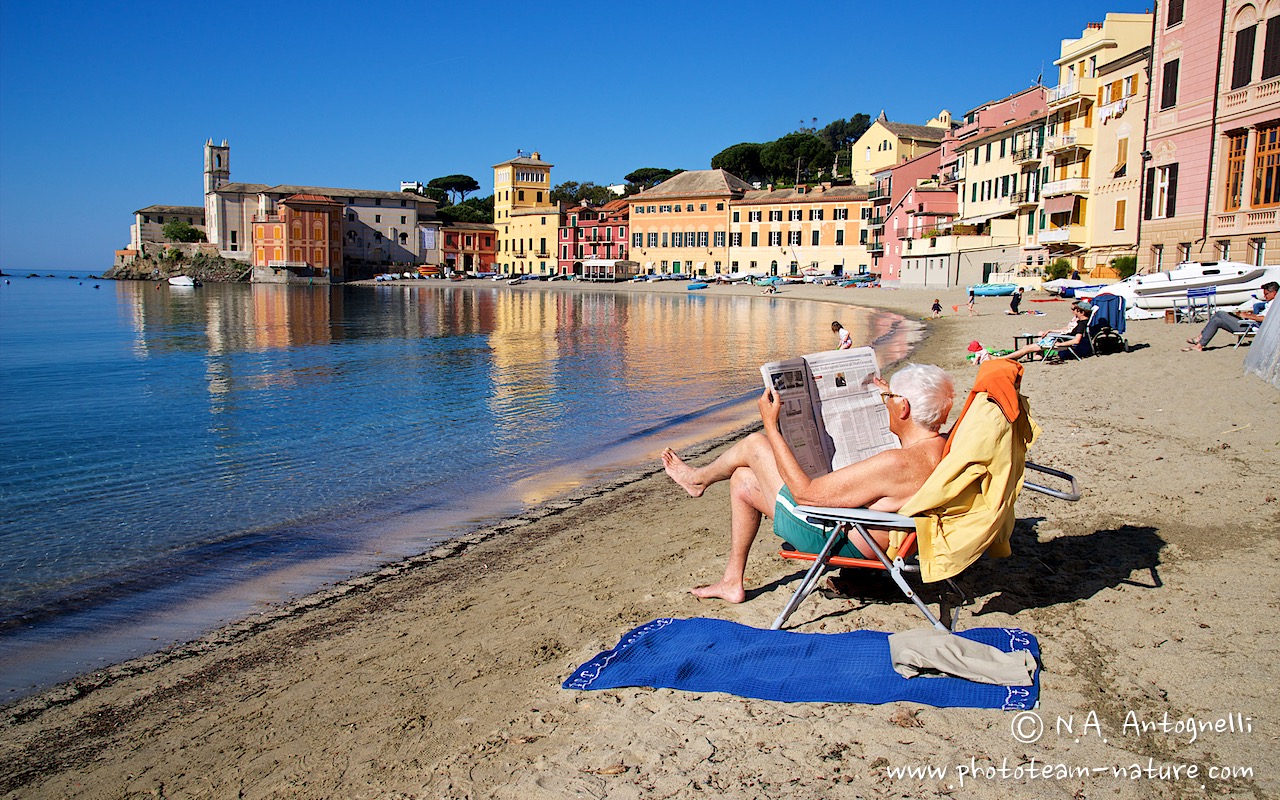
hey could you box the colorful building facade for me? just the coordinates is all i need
[628,170,751,275]
[251,193,344,280]
[202,142,441,282]
[442,222,498,273]
[492,151,559,274]
[1043,13,1152,274]
[849,112,951,185]
[726,185,872,277]
[557,199,629,274]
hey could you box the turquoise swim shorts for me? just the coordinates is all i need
[772,485,870,558]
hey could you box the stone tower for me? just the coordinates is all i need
[204,139,230,195]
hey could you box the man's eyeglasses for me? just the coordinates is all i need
[880,391,902,403]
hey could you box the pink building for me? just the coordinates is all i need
[1140,0,1280,270]
[1148,0,1280,268]
[871,148,945,282]
[557,199,629,275]
[939,86,1048,188]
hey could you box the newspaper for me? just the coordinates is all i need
[759,346,900,478]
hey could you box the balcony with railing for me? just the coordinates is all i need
[869,215,885,229]
[1223,76,1280,112]
[1210,207,1280,236]
[868,187,891,202]
[1010,190,1040,207]
[940,165,962,185]
[1041,177,1090,196]
[1037,225,1088,246]
[867,241,885,254]
[1012,145,1042,164]
[253,214,282,223]
[1047,77,1097,107]
[1044,128,1094,153]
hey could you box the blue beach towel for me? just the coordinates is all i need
[563,618,1039,710]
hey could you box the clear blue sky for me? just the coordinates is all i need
[0,0,1150,271]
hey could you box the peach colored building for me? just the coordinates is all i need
[628,170,750,276]
[726,185,872,277]
[252,194,344,281]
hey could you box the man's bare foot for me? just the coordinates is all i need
[691,581,747,603]
[661,448,705,497]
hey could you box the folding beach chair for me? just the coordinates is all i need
[772,359,1080,631]
[1178,287,1216,323]
[1234,320,1259,348]
[1087,293,1129,355]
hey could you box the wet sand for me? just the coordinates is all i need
[2,282,1278,799]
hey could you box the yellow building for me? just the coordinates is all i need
[493,151,559,274]
[850,111,951,185]
[727,185,872,277]
[1087,45,1149,275]
[1042,12,1152,275]
[627,170,753,276]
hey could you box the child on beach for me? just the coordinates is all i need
[831,321,853,350]
[931,299,943,318]
[967,290,977,316]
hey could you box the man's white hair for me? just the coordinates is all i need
[890,364,955,432]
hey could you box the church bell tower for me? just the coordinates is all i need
[204,139,230,195]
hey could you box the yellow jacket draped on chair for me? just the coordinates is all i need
[895,361,1040,583]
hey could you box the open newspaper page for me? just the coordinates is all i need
[800,347,899,470]
[759,357,831,479]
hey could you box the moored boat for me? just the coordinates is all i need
[968,283,1018,296]
[167,275,200,287]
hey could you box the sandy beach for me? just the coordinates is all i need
[3,281,1278,799]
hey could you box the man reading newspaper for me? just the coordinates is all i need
[662,352,954,603]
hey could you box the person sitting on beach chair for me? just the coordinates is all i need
[1182,281,1275,351]
[661,364,955,603]
[1000,304,1091,362]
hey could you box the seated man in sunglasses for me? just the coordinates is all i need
[661,364,955,603]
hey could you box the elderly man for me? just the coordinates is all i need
[662,364,955,603]
[1183,281,1277,351]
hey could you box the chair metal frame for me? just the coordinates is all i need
[1178,287,1217,323]
[1234,320,1260,348]
[771,463,1080,631]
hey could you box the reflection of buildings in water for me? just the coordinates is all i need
[486,291,562,440]
[250,284,332,352]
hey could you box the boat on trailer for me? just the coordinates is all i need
[1092,261,1280,310]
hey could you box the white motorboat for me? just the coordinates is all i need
[167,275,200,287]
[1094,261,1280,310]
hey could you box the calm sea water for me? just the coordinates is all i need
[0,272,918,698]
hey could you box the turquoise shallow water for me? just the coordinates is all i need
[0,273,918,699]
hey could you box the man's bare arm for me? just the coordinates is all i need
[758,388,905,509]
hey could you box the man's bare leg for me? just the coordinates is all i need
[662,432,778,499]
[692,467,772,603]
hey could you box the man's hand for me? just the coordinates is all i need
[758,388,782,431]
